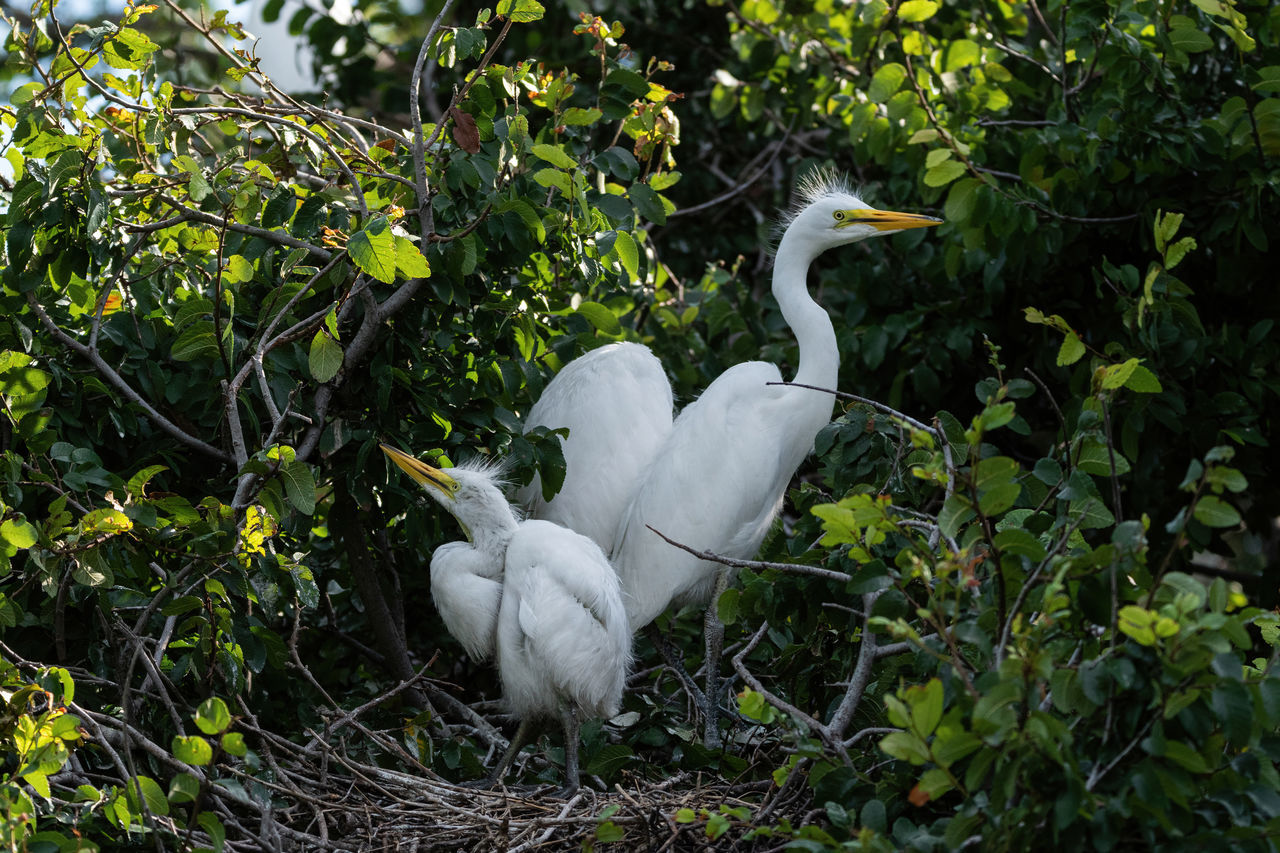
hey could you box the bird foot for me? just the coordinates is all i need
[549,782,580,799]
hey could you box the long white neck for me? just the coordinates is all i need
[773,231,839,391]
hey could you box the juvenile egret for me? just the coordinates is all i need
[381,444,630,795]
[523,175,940,743]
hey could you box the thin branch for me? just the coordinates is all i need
[730,622,845,760]
[645,525,852,583]
[171,106,368,217]
[766,381,937,435]
[667,123,794,219]
[409,0,460,243]
[826,591,882,739]
[154,195,332,259]
[25,294,231,462]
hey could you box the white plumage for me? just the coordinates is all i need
[381,444,631,795]
[498,520,630,724]
[525,177,940,628]
[521,177,939,743]
[516,342,673,554]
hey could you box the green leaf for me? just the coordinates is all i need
[1164,236,1197,270]
[908,679,944,737]
[1193,495,1241,528]
[925,149,953,169]
[993,528,1046,561]
[1162,740,1210,773]
[394,237,431,278]
[898,0,938,22]
[224,254,254,283]
[1099,357,1139,390]
[1118,605,1157,645]
[939,493,975,540]
[1168,16,1214,52]
[24,769,51,799]
[1,517,38,550]
[347,216,396,283]
[978,402,1016,431]
[530,142,577,170]
[496,0,544,22]
[924,160,966,188]
[533,167,571,195]
[1124,364,1163,393]
[716,587,740,625]
[126,464,168,497]
[574,301,622,335]
[168,772,202,804]
[497,199,546,243]
[194,697,232,736]
[629,183,667,224]
[172,735,213,766]
[126,775,170,817]
[308,331,343,383]
[1057,332,1085,366]
[944,178,982,222]
[613,230,639,281]
[561,107,602,126]
[944,38,981,70]
[880,730,931,765]
[595,821,626,843]
[221,732,247,757]
[170,321,219,362]
[868,63,907,103]
[281,459,317,515]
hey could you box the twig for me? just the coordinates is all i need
[25,293,231,462]
[644,526,851,583]
[766,381,937,435]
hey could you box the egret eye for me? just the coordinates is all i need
[833,211,845,221]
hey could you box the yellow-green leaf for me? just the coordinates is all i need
[308,331,343,383]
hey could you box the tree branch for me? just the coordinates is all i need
[25,294,231,462]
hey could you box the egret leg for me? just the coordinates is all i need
[462,719,535,789]
[702,566,732,749]
[553,706,581,799]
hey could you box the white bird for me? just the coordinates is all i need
[516,341,673,553]
[522,174,940,744]
[380,443,630,796]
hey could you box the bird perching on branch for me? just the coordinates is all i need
[381,443,630,797]
[520,174,941,745]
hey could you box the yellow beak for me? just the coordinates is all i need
[380,443,457,496]
[838,208,942,232]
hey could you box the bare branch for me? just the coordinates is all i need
[767,381,938,435]
[25,293,231,462]
[645,525,852,583]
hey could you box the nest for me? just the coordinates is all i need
[258,760,794,852]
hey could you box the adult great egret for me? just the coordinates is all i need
[381,444,630,796]
[523,175,940,743]
[516,342,673,553]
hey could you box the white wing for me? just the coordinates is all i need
[429,541,503,661]
[612,361,836,629]
[518,342,674,554]
[497,520,631,721]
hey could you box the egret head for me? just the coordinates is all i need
[778,171,940,256]
[380,444,518,543]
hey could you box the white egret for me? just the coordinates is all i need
[381,443,630,795]
[516,342,673,553]
[522,175,940,744]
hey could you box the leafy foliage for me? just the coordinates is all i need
[0,0,1277,848]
